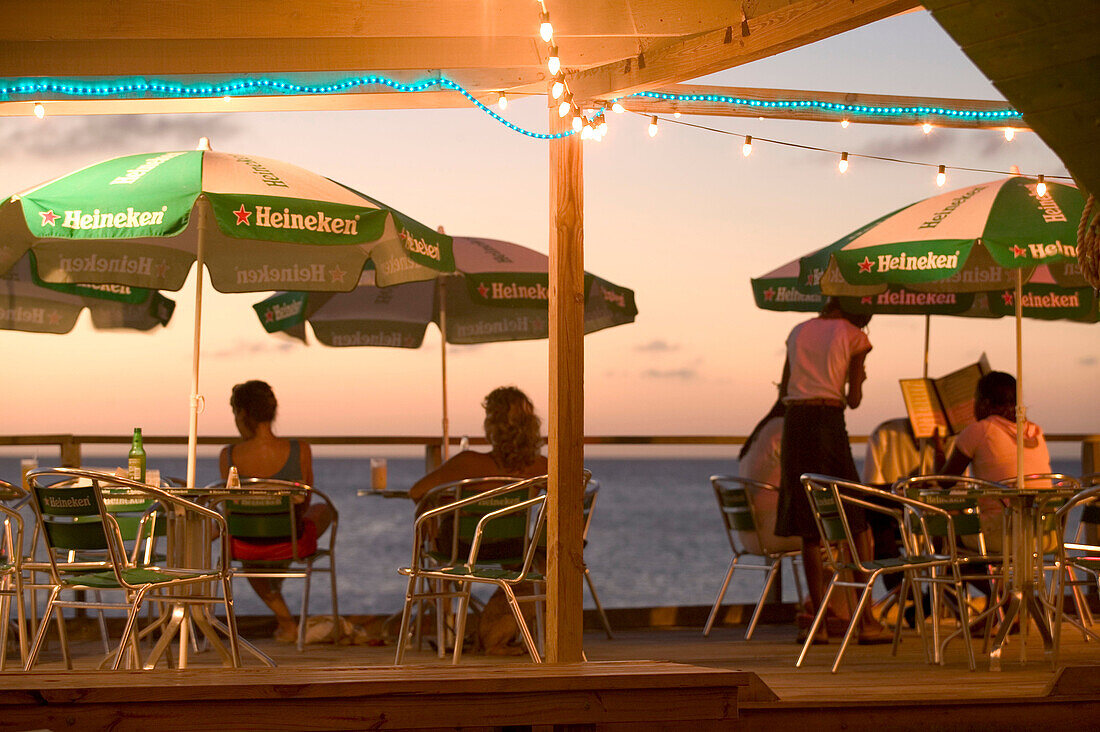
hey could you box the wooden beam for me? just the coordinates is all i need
[614,83,1022,128]
[566,0,919,102]
[547,108,585,664]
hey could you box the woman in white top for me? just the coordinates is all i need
[775,297,885,643]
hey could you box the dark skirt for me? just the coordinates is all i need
[775,404,866,539]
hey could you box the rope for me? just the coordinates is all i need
[1079,194,1100,288]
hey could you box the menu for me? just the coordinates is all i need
[900,355,991,438]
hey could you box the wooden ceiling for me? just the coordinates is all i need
[924,0,1100,196]
[0,0,916,109]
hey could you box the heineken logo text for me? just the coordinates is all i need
[43,495,92,509]
[918,186,984,229]
[234,156,289,188]
[874,291,957,306]
[486,282,548,301]
[456,316,536,339]
[109,152,185,185]
[1026,240,1077,260]
[875,251,960,273]
[600,286,626,308]
[61,207,168,230]
[58,254,154,276]
[0,305,45,324]
[1017,292,1080,308]
[1029,185,1067,223]
[330,331,405,347]
[236,264,327,286]
[250,206,359,235]
[398,230,441,261]
[266,301,303,322]
[769,286,821,303]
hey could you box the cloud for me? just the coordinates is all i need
[207,339,294,359]
[641,366,699,380]
[635,339,679,352]
[1080,356,1097,367]
[0,114,240,160]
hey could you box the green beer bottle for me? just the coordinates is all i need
[128,428,146,482]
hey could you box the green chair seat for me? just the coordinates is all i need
[438,565,545,582]
[61,567,208,589]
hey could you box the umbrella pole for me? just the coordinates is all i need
[186,207,206,489]
[439,278,449,461]
[1015,268,1025,487]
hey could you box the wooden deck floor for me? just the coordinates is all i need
[4,616,1100,730]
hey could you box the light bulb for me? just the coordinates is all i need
[674,111,681,118]
[222,95,231,103]
[841,119,850,129]
[33,102,45,119]
[551,78,565,100]
[572,114,583,132]
[648,116,658,137]
[597,119,608,135]
[581,123,593,140]
[547,46,560,75]
[936,165,946,187]
[539,12,553,42]
[498,93,508,110]
[1010,165,1021,175]
[742,135,753,157]
[922,122,933,135]
[1036,174,1047,197]
[612,102,625,114]
[1004,127,1015,142]
[558,94,572,118]
[838,152,849,174]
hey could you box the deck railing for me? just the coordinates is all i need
[2,433,1098,474]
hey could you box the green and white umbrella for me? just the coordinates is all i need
[1,252,175,334]
[0,141,454,486]
[254,236,638,456]
[818,176,1094,486]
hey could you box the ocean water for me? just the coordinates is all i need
[0,454,1084,617]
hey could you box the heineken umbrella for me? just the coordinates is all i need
[1,251,175,334]
[0,141,454,486]
[818,176,1091,487]
[254,236,638,456]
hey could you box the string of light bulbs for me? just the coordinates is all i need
[644,113,1066,191]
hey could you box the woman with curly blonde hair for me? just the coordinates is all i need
[409,386,546,501]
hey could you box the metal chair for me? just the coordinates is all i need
[207,477,338,652]
[396,476,548,664]
[581,481,613,639]
[1051,483,1100,666]
[703,475,803,639]
[797,474,977,673]
[23,467,241,670]
[0,479,28,670]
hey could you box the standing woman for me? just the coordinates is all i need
[219,380,335,642]
[775,298,885,643]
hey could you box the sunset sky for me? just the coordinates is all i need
[1,10,1095,457]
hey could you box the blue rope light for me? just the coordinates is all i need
[1,73,1023,137]
[625,91,1022,121]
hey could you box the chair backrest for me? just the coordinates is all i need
[0,480,24,567]
[894,475,999,546]
[464,476,548,576]
[218,477,309,541]
[709,475,766,556]
[1003,473,1081,534]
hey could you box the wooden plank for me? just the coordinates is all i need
[547,109,586,664]
[1047,665,1100,696]
[994,57,1100,115]
[924,0,1097,46]
[959,15,1100,83]
[566,0,918,102]
[615,83,1021,129]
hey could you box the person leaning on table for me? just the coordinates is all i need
[219,379,335,643]
[774,296,887,644]
[935,370,1053,554]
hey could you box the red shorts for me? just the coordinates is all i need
[231,519,318,562]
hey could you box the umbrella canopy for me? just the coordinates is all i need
[253,236,638,455]
[0,142,455,486]
[1,252,175,334]
[820,176,1084,296]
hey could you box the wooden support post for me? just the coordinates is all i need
[547,109,585,663]
[60,436,81,468]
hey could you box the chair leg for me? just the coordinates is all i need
[703,555,739,636]
[790,555,806,608]
[24,586,60,671]
[451,586,472,665]
[0,591,10,671]
[584,565,613,639]
[222,577,242,668]
[796,580,835,668]
[298,564,312,652]
[501,584,541,663]
[328,559,339,645]
[831,583,874,674]
[746,561,782,641]
[94,591,111,655]
[435,580,447,659]
[394,576,418,665]
[113,588,149,670]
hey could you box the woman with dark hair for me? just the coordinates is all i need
[775,297,885,644]
[219,380,335,642]
[409,386,547,501]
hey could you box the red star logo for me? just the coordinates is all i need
[531,316,544,331]
[403,335,418,347]
[328,265,346,283]
[154,261,169,278]
[233,205,252,225]
[861,296,873,304]
[264,309,275,323]
[857,256,874,274]
[1011,245,1027,258]
[1002,292,1014,305]
[39,210,59,226]
[477,282,490,298]
[763,287,775,301]
[47,310,61,325]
